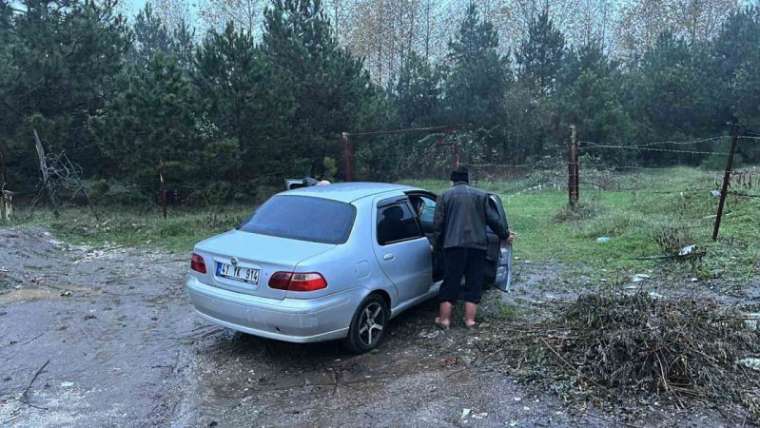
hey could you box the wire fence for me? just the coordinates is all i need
[448,133,760,203]
[456,131,760,250]
[8,126,760,231]
[580,141,731,156]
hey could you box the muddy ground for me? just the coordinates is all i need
[0,227,756,427]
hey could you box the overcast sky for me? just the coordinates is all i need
[120,0,202,23]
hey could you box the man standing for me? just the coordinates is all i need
[433,166,511,329]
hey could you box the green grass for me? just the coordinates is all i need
[5,166,759,283]
[7,205,253,253]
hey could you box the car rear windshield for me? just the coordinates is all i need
[239,195,355,244]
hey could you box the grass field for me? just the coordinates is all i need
[407,167,760,283]
[11,205,253,253]
[7,167,759,283]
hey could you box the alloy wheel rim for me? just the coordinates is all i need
[358,302,385,346]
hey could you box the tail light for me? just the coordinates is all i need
[268,272,293,290]
[191,253,207,273]
[269,272,327,292]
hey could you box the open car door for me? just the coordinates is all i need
[486,194,512,292]
[405,191,444,282]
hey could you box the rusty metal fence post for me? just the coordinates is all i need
[452,138,460,170]
[341,132,354,182]
[568,124,579,207]
[712,128,740,241]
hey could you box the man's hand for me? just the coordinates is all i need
[506,232,517,244]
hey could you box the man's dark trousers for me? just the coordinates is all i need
[439,247,486,304]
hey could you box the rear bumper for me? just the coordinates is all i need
[186,276,353,343]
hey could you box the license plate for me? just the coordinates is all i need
[216,262,260,285]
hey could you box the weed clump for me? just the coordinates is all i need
[554,201,601,223]
[485,293,760,421]
[653,223,699,257]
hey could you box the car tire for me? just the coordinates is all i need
[343,294,389,354]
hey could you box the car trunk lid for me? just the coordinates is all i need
[195,230,335,300]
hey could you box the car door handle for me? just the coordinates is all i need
[383,253,395,261]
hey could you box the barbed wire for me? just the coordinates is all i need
[468,163,533,168]
[636,136,725,147]
[586,186,715,194]
[729,191,760,199]
[580,142,730,156]
[727,169,760,173]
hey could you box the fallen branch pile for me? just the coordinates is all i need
[483,293,760,421]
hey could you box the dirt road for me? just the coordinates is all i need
[0,228,743,427]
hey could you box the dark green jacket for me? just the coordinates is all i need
[433,182,509,250]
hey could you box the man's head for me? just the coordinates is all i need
[450,166,469,184]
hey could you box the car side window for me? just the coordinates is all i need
[409,195,436,233]
[377,202,423,245]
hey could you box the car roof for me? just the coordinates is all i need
[281,182,421,203]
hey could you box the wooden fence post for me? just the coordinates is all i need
[712,128,740,241]
[568,124,579,207]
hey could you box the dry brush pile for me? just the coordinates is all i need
[482,293,760,421]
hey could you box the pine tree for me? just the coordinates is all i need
[171,18,196,73]
[712,6,760,129]
[131,3,195,74]
[516,8,565,97]
[0,2,17,126]
[394,51,442,128]
[0,1,15,188]
[444,3,509,127]
[94,54,209,192]
[558,43,634,164]
[630,32,714,141]
[1,0,129,185]
[194,23,282,181]
[717,6,760,162]
[131,3,173,68]
[261,0,375,177]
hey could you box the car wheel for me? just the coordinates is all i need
[343,294,389,354]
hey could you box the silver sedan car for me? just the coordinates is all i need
[186,183,510,353]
